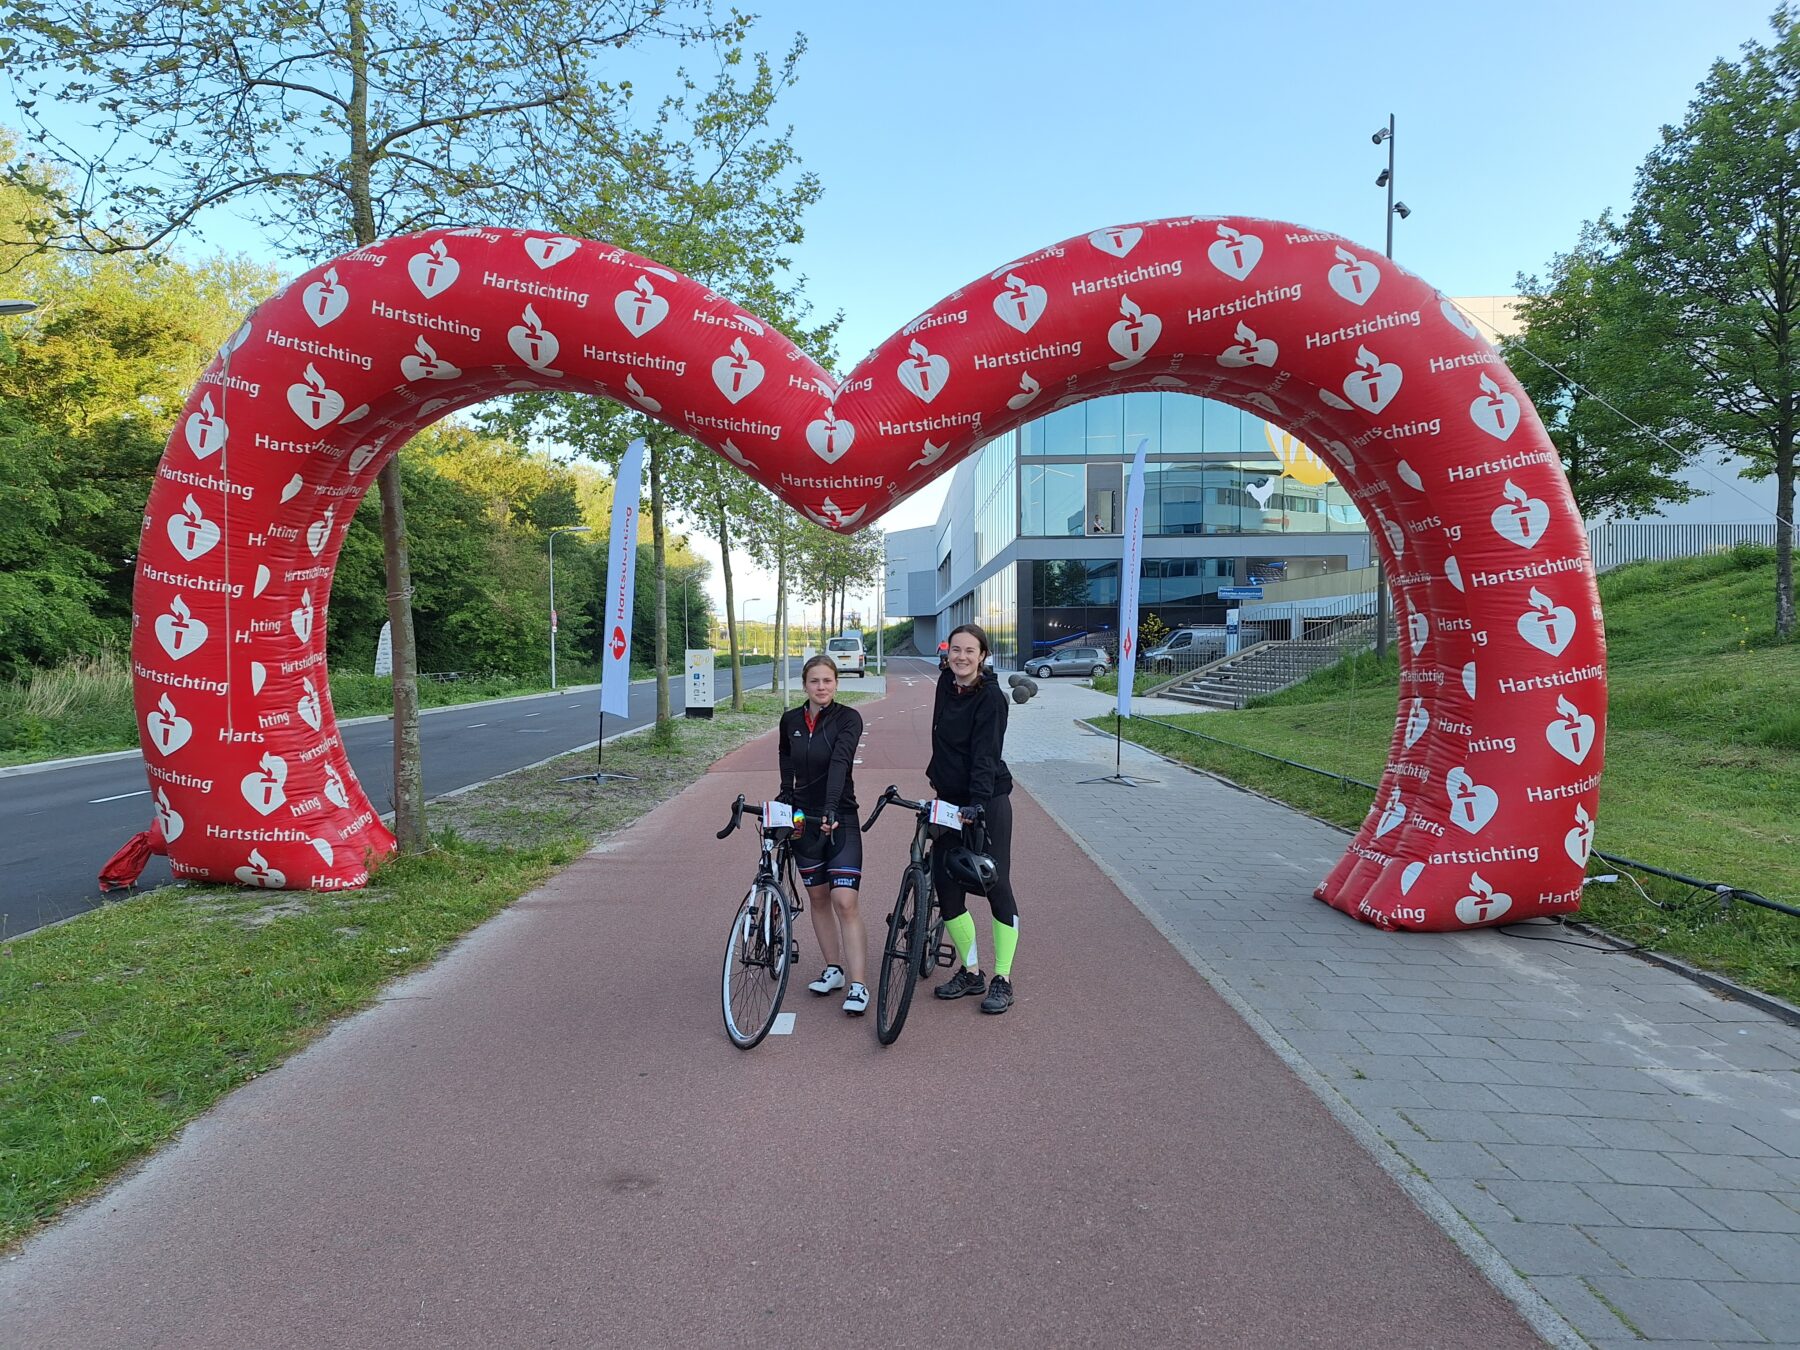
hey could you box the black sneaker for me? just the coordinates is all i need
[980,976,1013,1015]
[935,967,987,1000]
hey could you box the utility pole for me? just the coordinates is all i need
[1370,114,1411,663]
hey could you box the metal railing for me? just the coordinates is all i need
[1586,521,1777,573]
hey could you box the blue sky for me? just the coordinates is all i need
[9,0,1779,617]
[747,0,1777,539]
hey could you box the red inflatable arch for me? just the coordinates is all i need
[122,217,1605,928]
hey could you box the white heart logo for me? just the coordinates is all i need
[310,837,336,864]
[400,336,460,382]
[1490,480,1550,549]
[615,277,670,337]
[323,763,350,810]
[1088,226,1143,258]
[908,439,949,471]
[1218,322,1278,369]
[235,849,286,888]
[897,341,949,403]
[508,304,562,372]
[297,678,323,732]
[1402,697,1429,749]
[1470,374,1520,441]
[407,242,460,298]
[301,268,350,327]
[1444,556,1464,592]
[280,474,304,504]
[1517,588,1576,657]
[306,508,336,557]
[1006,373,1042,411]
[349,444,378,473]
[1381,517,1405,560]
[1461,662,1477,699]
[721,439,758,470]
[154,788,185,845]
[290,589,315,643]
[624,375,661,413]
[250,661,268,695]
[1344,345,1402,414]
[1327,248,1381,307]
[166,497,221,562]
[712,338,765,404]
[287,365,345,430]
[1399,861,1425,895]
[1546,696,1596,764]
[1454,872,1513,925]
[340,404,370,425]
[1396,459,1423,491]
[1564,805,1594,867]
[1446,768,1500,835]
[1407,609,1430,656]
[154,597,208,661]
[1441,298,1482,340]
[994,274,1048,333]
[1374,787,1406,837]
[1318,389,1354,412]
[184,395,228,460]
[240,755,289,817]
[145,693,192,756]
[1107,295,1162,370]
[806,417,855,465]
[1207,226,1263,281]
[524,235,581,269]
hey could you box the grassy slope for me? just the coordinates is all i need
[1103,548,1800,1004]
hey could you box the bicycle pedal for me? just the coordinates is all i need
[935,941,958,969]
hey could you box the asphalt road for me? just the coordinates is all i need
[0,662,798,938]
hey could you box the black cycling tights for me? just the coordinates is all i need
[933,792,1018,926]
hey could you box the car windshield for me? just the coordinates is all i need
[828,640,858,651]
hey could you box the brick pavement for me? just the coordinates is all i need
[1001,666,1800,1350]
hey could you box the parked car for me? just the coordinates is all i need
[825,635,866,676]
[1144,627,1228,673]
[1028,646,1111,679]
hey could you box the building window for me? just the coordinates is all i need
[1021,463,1085,536]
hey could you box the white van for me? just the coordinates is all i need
[1144,627,1229,672]
[825,635,866,676]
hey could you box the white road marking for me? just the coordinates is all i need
[523,712,542,718]
[90,789,150,803]
[466,722,488,728]
[770,1012,797,1036]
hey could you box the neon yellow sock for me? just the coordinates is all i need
[945,911,979,969]
[992,916,1019,978]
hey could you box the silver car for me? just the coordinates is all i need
[1028,646,1110,679]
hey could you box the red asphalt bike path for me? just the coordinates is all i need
[0,672,1541,1348]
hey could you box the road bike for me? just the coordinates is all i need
[717,794,806,1049]
[860,786,961,1045]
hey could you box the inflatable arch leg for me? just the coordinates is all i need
[124,219,1604,929]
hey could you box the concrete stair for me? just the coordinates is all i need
[1158,620,1377,710]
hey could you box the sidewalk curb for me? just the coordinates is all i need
[0,682,607,780]
[1018,773,1588,1350]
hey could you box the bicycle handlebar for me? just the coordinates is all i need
[861,785,929,833]
[717,794,805,840]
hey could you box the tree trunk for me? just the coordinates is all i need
[1776,440,1795,639]
[775,542,787,702]
[717,501,743,712]
[650,440,670,724]
[349,0,424,851]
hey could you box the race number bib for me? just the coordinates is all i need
[763,800,795,829]
[929,799,964,830]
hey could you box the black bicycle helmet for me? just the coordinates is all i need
[943,843,998,890]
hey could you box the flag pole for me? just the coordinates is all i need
[1081,437,1156,787]
[562,438,644,786]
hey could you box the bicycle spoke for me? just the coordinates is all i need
[723,885,791,1049]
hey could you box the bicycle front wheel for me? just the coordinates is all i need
[722,884,793,1049]
[876,866,929,1046]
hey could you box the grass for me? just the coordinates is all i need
[1090,670,1165,697]
[0,655,695,767]
[0,691,797,1247]
[1096,546,1800,1007]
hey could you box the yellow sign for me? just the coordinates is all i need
[1263,423,1338,487]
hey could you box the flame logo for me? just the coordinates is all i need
[414,336,438,363]
[1234,321,1258,344]
[729,337,751,364]
[1556,694,1580,720]
[302,363,328,395]
[1355,344,1382,373]
[634,276,656,299]
[1503,478,1530,506]
[1468,871,1494,900]
[1479,372,1504,399]
[1528,586,1556,615]
[907,340,930,362]
[197,394,217,419]
[427,240,448,263]
[1119,294,1142,322]
[1216,225,1244,244]
[521,304,545,337]
[158,693,177,718]
[169,595,192,622]
[1262,424,1337,488]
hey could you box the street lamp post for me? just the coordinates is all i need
[1370,114,1411,663]
[740,596,760,662]
[548,525,592,689]
[0,300,39,316]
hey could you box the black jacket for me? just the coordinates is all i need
[778,700,862,818]
[927,668,1013,808]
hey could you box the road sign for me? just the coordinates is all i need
[1218,586,1264,600]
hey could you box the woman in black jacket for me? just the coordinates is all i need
[926,623,1020,1015]
[778,654,870,1014]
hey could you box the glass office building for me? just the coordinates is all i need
[886,390,1373,669]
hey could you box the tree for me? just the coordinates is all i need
[4,0,751,848]
[1614,6,1800,637]
[1505,220,1698,522]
